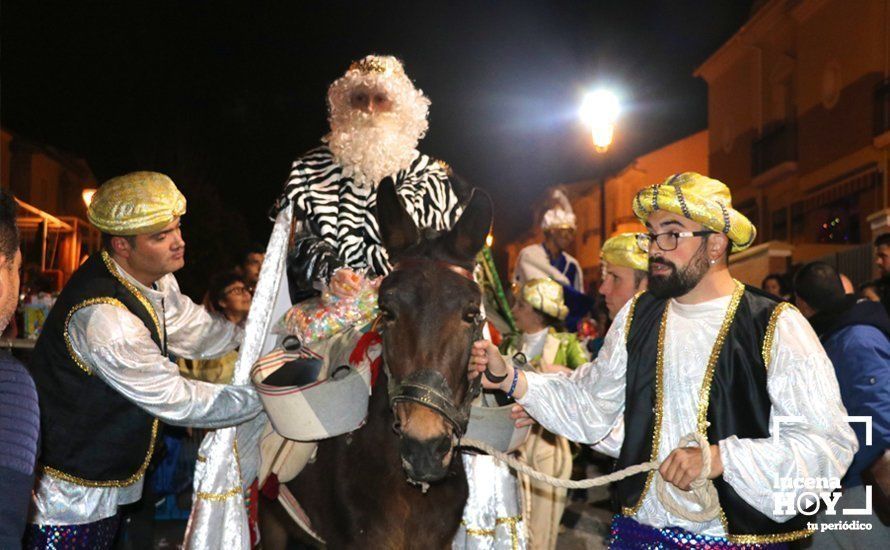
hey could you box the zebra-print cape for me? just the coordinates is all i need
[274,145,463,278]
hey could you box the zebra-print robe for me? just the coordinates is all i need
[273,145,464,293]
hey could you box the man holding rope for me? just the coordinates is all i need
[469,173,857,548]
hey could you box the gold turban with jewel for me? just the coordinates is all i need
[632,172,756,252]
[601,233,648,272]
[521,278,569,321]
[88,171,187,236]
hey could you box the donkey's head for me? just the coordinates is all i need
[375,178,492,484]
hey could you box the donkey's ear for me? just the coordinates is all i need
[375,177,420,255]
[445,188,493,262]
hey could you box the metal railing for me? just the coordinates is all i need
[811,243,875,288]
[752,122,797,177]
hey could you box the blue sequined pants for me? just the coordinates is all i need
[23,513,121,550]
[609,515,790,549]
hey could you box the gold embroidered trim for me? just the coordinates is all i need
[695,280,745,433]
[761,302,796,370]
[691,281,744,535]
[195,487,242,501]
[41,418,160,487]
[624,290,646,346]
[694,283,811,544]
[727,527,815,544]
[622,295,668,516]
[462,515,522,549]
[64,298,128,375]
[196,440,244,501]
[623,281,744,517]
[463,526,496,536]
[100,250,163,341]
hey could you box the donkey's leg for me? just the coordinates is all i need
[258,495,315,550]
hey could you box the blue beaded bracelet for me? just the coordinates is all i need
[505,365,520,399]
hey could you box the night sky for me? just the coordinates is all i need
[2,1,752,289]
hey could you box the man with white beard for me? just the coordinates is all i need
[271,54,464,299]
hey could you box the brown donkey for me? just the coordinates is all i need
[260,178,493,548]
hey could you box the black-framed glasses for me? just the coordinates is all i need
[224,285,252,296]
[637,230,715,252]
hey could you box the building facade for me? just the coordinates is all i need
[696,0,890,284]
[1,128,99,287]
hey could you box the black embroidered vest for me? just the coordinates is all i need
[29,252,161,486]
[614,284,812,543]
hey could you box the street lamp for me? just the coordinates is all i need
[580,89,620,153]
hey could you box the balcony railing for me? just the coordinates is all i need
[751,122,797,177]
[874,79,890,136]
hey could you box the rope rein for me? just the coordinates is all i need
[460,432,720,523]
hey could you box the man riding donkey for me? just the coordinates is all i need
[188,54,518,547]
[471,173,858,549]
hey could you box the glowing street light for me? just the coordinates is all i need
[580,89,620,153]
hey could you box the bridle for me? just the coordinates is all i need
[378,259,484,440]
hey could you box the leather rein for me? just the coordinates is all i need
[378,259,484,439]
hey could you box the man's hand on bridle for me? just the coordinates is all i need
[468,340,509,390]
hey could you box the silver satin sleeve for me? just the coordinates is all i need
[591,416,625,458]
[31,475,144,525]
[69,304,262,428]
[158,273,244,359]
[718,308,858,522]
[516,300,630,445]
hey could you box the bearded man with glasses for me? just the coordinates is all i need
[471,172,857,548]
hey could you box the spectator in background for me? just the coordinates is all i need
[180,271,252,384]
[794,261,890,547]
[860,280,884,303]
[761,272,791,301]
[875,233,890,315]
[0,188,39,549]
[205,271,252,326]
[237,243,265,291]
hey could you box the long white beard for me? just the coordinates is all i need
[326,112,420,188]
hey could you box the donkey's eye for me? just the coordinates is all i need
[380,307,396,321]
[462,309,480,323]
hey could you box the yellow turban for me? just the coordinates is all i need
[632,172,756,252]
[88,172,187,236]
[521,278,569,321]
[602,233,648,272]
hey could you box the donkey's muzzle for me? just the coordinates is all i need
[399,433,453,483]
[389,369,473,437]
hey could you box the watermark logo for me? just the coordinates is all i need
[770,416,875,532]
